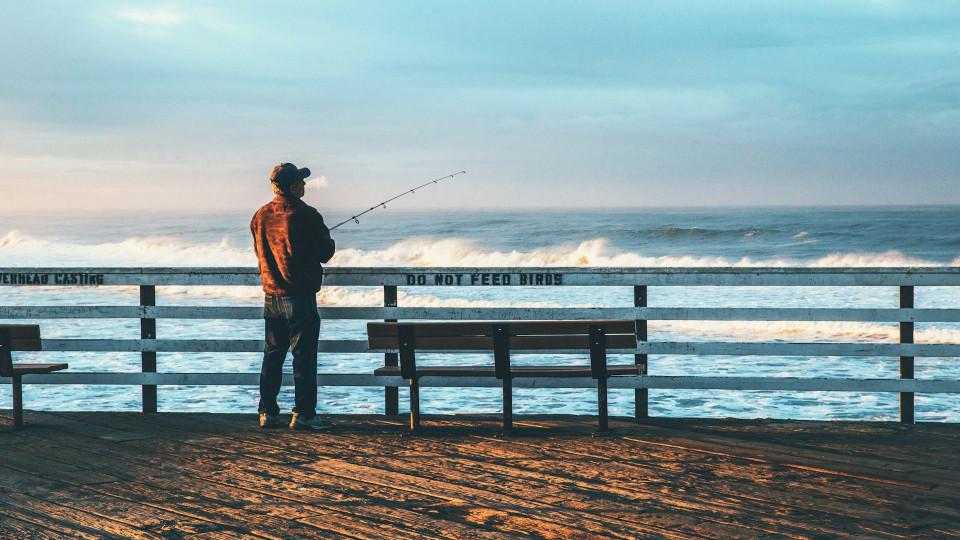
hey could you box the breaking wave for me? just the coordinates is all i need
[1,230,952,268]
[330,237,945,268]
[0,230,254,267]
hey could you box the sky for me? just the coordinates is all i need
[1,1,958,213]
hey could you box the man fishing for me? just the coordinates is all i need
[251,163,336,430]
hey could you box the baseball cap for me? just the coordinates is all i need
[270,163,311,188]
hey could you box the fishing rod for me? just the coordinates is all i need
[329,170,467,230]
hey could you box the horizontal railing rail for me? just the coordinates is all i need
[6,373,960,393]
[5,339,959,357]
[3,266,960,286]
[4,305,960,322]
[2,266,960,423]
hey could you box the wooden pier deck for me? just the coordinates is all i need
[2,413,960,539]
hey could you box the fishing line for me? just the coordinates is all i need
[329,170,467,230]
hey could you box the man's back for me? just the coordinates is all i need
[250,194,336,296]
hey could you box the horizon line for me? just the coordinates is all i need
[3,203,960,216]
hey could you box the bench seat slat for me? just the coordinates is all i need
[11,363,68,374]
[367,320,636,338]
[370,334,637,351]
[375,366,495,377]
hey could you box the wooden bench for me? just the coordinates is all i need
[0,325,68,429]
[368,320,639,432]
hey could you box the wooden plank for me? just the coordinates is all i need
[95,413,690,538]
[8,339,43,351]
[61,413,568,539]
[18,412,960,539]
[1,461,320,539]
[647,419,960,485]
[450,426,955,536]
[0,508,70,539]
[11,363,68,374]
[374,365,639,377]
[0,306,144,318]
[0,502,109,540]
[330,439,854,538]
[368,320,638,337]
[370,334,637,350]
[613,426,958,497]
[5,372,960,393]
[635,284,649,419]
[4,266,960,286]
[900,285,915,425]
[201,408,960,528]
[1,421,390,538]
[0,473,164,539]
[377,366,496,377]
[8,304,960,322]
[11,334,960,357]
[140,285,157,414]
[0,324,42,351]
[103,415,960,520]
[285,428,892,538]
[36,338,360,353]
[364,414,960,507]
[33,336,960,357]
[22,337,960,356]
[0,324,41,340]
[415,429,924,531]
[637,341,960,357]
[383,285,399,417]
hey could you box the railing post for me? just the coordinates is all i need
[899,285,914,424]
[140,285,157,413]
[384,285,399,416]
[634,285,648,420]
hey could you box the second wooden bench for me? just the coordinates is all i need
[368,320,639,432]
[1,324,68,430]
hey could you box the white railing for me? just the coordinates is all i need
[2,266,960,422]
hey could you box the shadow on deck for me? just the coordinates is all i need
[2,412,960,539]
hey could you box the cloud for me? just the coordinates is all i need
[305,176,329,191]
[1,1,958,211]
[117,7,185,27]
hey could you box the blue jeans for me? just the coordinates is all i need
[259,294,320,418]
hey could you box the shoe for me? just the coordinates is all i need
[259,412,281,428]
[289,412,334,431]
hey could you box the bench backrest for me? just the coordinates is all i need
[367,320,637,350]
[0,324,42,377]
[368,320,638,379]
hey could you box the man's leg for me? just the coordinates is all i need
[289,295,321,419]
[259,295,290,416]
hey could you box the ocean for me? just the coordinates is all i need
[2,206,959,421]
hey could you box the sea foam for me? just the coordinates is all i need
[2,230,947,269]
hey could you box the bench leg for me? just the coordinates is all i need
[502,377,512,432]
[12,374,23,428]
[409,378,420,432]
[597,377,608,432]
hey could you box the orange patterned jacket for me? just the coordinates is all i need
[250,195,336,296]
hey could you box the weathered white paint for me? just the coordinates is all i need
[27,338,960,356]
[4,373,960,393]
[3,266,960,286]
[3,266,959,410]
[6,305,960,322]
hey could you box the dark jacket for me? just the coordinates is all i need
[250,195,336,296]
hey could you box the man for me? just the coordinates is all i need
[251,162,336,430]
